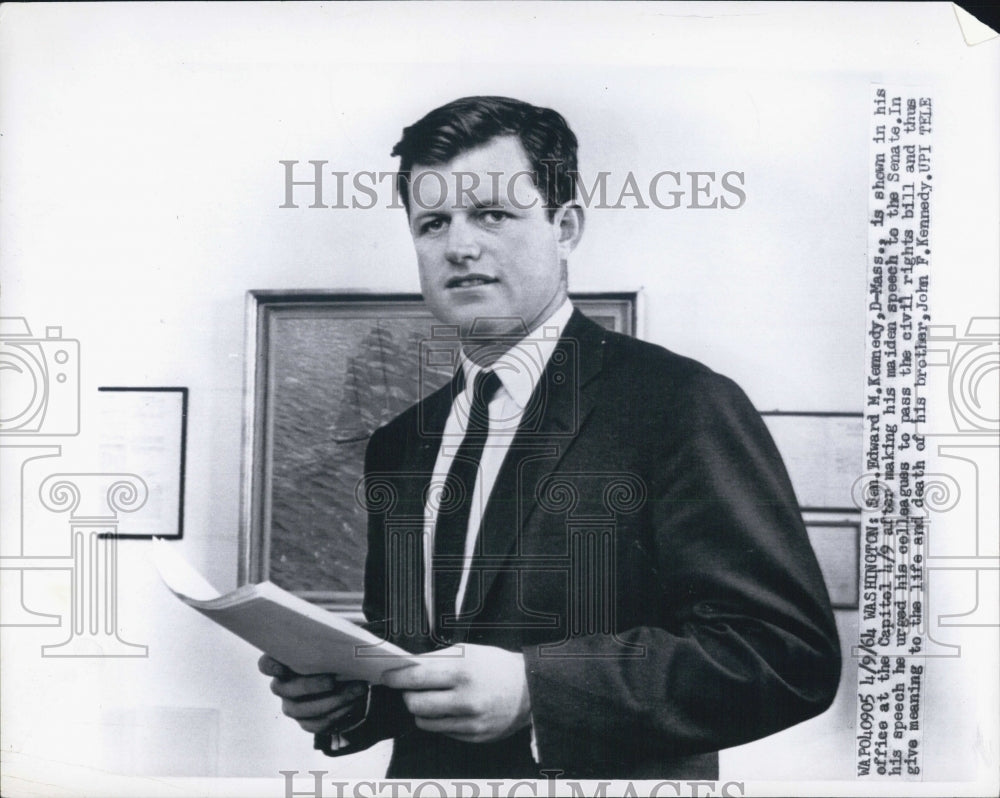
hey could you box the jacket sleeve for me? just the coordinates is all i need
[523,371,841,773]
[315,423,419,757]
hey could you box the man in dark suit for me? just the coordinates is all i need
[260,96,841,779]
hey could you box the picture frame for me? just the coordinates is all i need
[761,411,865,609]
[238,290,638,613]
[96,386,189,539]
[759,412,865,514]
[803,514,861,610]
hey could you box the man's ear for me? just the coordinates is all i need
[552,202,585,259]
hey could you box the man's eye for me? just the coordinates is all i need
[479,210,508,226]
[420,218,447,234]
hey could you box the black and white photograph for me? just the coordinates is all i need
[1,3,997,797]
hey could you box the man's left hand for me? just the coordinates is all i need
[381,644,530,743]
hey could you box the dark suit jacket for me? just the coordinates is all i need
[317,310,841,779]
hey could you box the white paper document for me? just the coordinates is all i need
[151,540,415,682]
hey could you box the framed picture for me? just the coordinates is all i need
[803,514,861,610]
[761,411,865,609]
[96,386,189,539]
[239,291,637,612]
[760,412,864,513]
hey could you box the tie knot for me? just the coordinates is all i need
[473,369,502,404]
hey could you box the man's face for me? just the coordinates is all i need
[408,136,572,340]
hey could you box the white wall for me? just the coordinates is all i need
[2,3,996,792]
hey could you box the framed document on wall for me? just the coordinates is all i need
[97,386,188,540]
[761,411,864,609]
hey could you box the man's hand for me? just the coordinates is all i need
[381,644,530,744]
[258,654,369,734]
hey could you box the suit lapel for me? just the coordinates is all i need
[380,376,457,652]
[466,310,608,618]
[399,372,461,505]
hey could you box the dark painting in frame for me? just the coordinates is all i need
[239,290,638,615]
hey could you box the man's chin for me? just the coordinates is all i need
[426,298,534,341]
[459,315,533,342]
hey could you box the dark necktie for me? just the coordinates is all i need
[432,369,502,632]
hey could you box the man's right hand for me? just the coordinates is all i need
[258,654,370,734]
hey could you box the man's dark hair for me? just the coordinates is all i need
[391,96,578,220]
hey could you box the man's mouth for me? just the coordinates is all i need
[446,275,499,289]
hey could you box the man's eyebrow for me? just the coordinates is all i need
[466,193,506,210]
[411,194,508,216]
[410,208,448,223]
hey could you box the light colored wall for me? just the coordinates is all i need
[2,3,993,788]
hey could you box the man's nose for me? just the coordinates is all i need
[444,217,480,263]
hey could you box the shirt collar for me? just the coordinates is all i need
[458,298,574,410]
